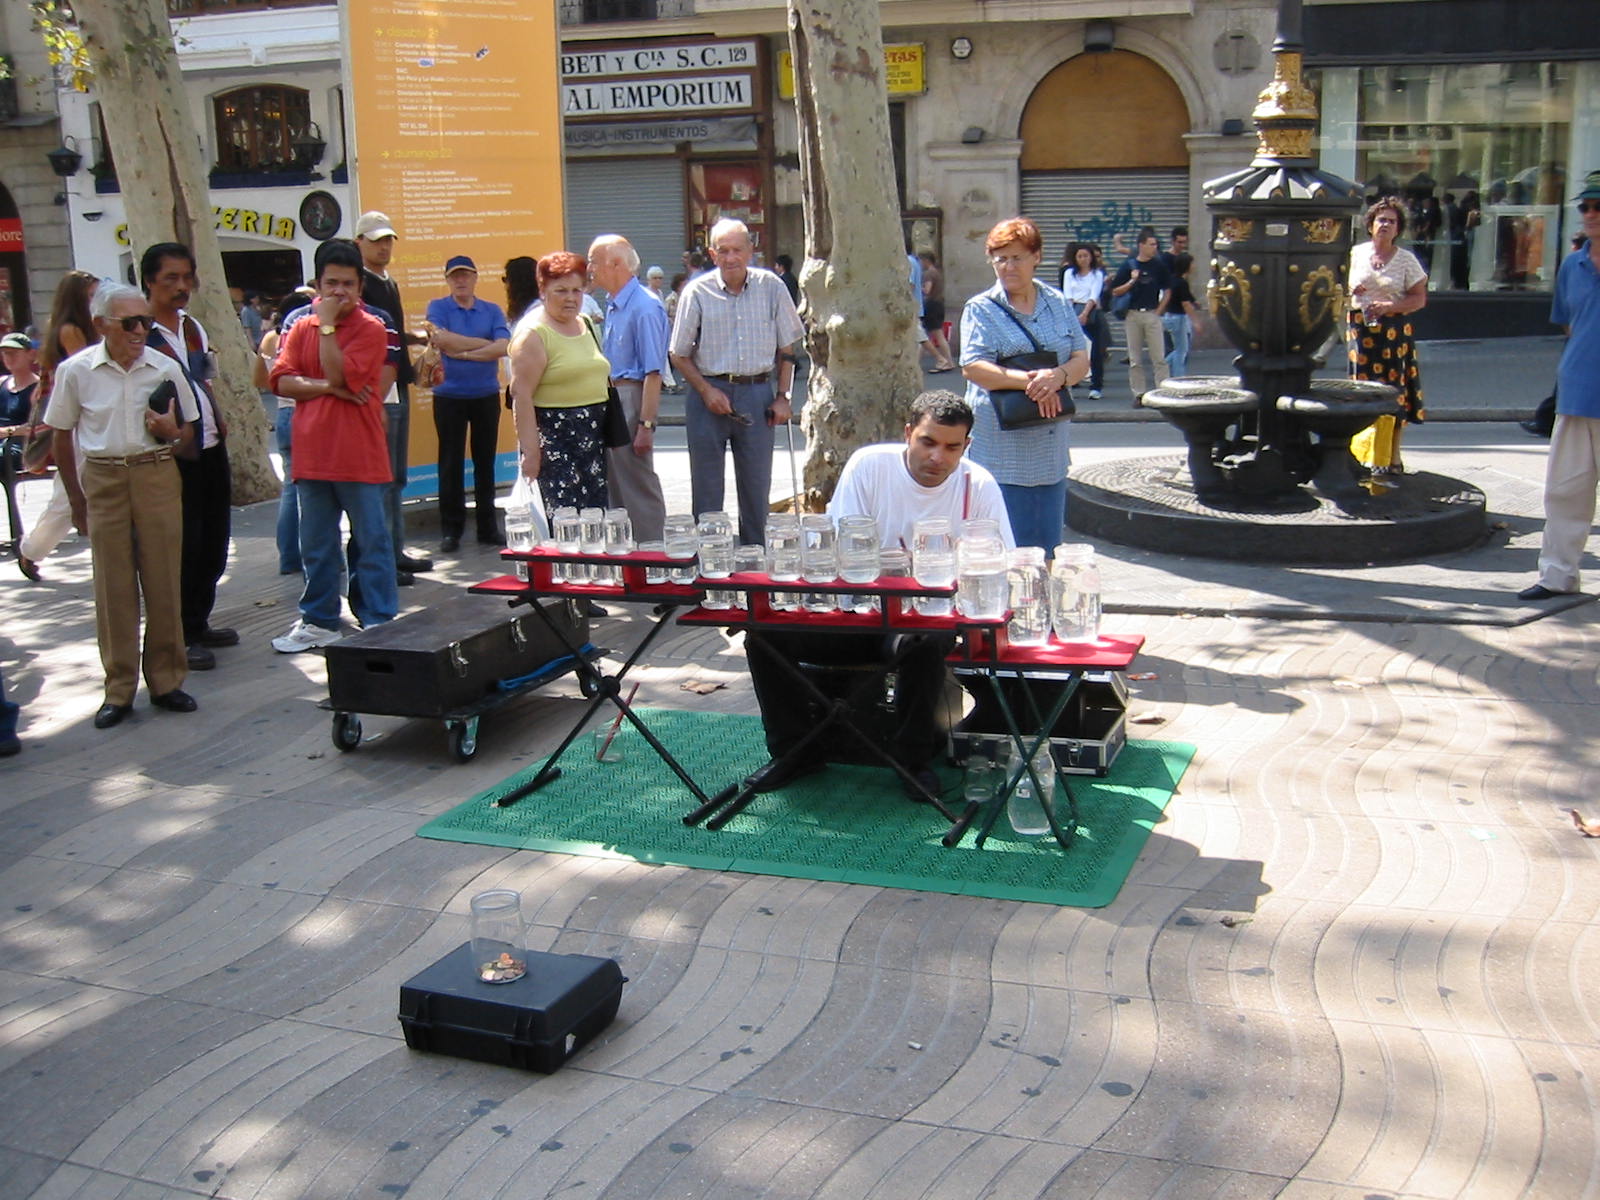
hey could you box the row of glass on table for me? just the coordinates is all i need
[503,505,1102,644]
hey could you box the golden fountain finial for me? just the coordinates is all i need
[1252,0,1317,162]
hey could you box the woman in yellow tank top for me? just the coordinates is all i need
[507,251,612,511]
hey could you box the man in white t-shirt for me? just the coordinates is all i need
[744,390,1013,800]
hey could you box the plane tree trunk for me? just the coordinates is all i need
[70,0,277,504]
[787,0,924,508]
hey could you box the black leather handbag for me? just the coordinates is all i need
[985,299,1075,430]
[584,318,633,448]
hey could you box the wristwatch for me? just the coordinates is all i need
[319,324,337,336]
[639,419,657,431]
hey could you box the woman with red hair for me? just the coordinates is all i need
[507,251,612,511]
[960,217,1090,551]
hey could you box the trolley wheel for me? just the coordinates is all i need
[332,711,362,752]
[448,719,479,762]
[577,667,603,699]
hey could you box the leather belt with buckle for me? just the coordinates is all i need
[87,446,175,467]
[706,372,771,386]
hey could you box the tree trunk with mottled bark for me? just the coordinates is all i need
[70,0,277,505]
[788,0,924,508]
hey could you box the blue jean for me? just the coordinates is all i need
[1163,313,1192,378]
[998,479,1069,554]
[296,479,396,630]
[685,379,776,547]
[274,407,300,573]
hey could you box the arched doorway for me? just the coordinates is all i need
[0,181,31,333]
[1018,50,1191,279]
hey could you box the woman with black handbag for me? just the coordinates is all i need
[959,217,1090,551]
[506,252,613,512]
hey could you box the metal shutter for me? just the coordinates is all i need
[565,158,687,280]
[1021,169,1190,281]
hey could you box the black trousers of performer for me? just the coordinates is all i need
[433,391,502,541]
[746,629,954,768]
[177,441,232,643]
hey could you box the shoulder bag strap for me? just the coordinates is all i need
[987,296,1046,353]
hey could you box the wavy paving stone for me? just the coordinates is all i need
[6,483,1600,1197]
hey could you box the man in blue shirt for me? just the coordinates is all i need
[590,235,668,542]
[1521,171,1600,600]
[425,255,510,552]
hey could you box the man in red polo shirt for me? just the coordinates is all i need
[269,239,395,652]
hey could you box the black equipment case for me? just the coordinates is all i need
[398,943,625,1073]
[325,593,589,719]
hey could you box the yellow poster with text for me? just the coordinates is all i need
[344,0,565,506]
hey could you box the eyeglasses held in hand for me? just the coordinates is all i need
[726,409,753,427]
[114,314,154,332]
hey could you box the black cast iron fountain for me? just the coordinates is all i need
[1065,0,1486,564]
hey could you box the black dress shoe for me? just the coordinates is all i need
[196,626,239,647]
[398,552,434,572]
[186,644,217,671]
[151,689,198,713]
[744,758,826,793]
[94,703,132,729]
[396,570,415,587]
[440,535,460,553]
[1518,583,1571,601]
[1520,420,1552,438]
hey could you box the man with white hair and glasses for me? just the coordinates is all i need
[45,281,200,729]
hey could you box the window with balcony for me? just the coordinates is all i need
[213,85,313,181]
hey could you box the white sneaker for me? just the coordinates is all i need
[272,619,342,653]
[1088,389,1102,400]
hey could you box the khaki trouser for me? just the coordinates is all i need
[1537,413,1600,593]
[605,379,667,543]
[1125,308,1170,399]
[83,455,187,705]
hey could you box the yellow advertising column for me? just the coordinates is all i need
[343,0,564,501]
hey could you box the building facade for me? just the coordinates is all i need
[3,1,1595,338]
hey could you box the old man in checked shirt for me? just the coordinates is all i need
[669,217,804,546]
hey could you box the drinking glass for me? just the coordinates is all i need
[505,508,535,581]
[699,516,736,609]
[663,514,699,585]
[765,513,802,611]
[1005,546,1050,646]
[800,513,838,613]
[639,540,668,585]
[836,515,880,613]
[956,518,1008,619]
[911,518,956,616]
[732,545,765,610]
[599,507,634,586]
[470,889,527,984]
[551,505,580,585]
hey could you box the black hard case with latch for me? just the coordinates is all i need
[398,944,625,1073]
[324,593,588,719]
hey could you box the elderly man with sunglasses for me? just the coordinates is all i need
[1520,170,1600,602]
[45,282,200,729]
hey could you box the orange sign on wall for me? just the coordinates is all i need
[343,0,566,496]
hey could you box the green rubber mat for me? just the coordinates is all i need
[418,708,1194,907]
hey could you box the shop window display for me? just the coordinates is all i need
[1312,61,1573,292]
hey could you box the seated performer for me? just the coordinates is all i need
[744,389,1014,800]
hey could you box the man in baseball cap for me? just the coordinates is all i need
[353,210,433,579]
[425,253,509,551]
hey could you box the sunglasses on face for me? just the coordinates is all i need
[110,314,154,332]
[1580,201,1600,214]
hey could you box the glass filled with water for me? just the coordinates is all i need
[663,513,699,585]
[505,507,535,581]
[800,513,838,613]
[765,513,802,611]
[1005,546,1050,646]
[956,517,1008,620]
[551,506,580,585]
[836,514,880,613]
[911,517,956,616]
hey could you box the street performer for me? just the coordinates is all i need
[744,390,1013,801]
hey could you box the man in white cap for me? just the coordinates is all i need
[354,210,433,581]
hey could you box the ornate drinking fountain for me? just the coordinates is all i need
[1066,0,1486,564]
